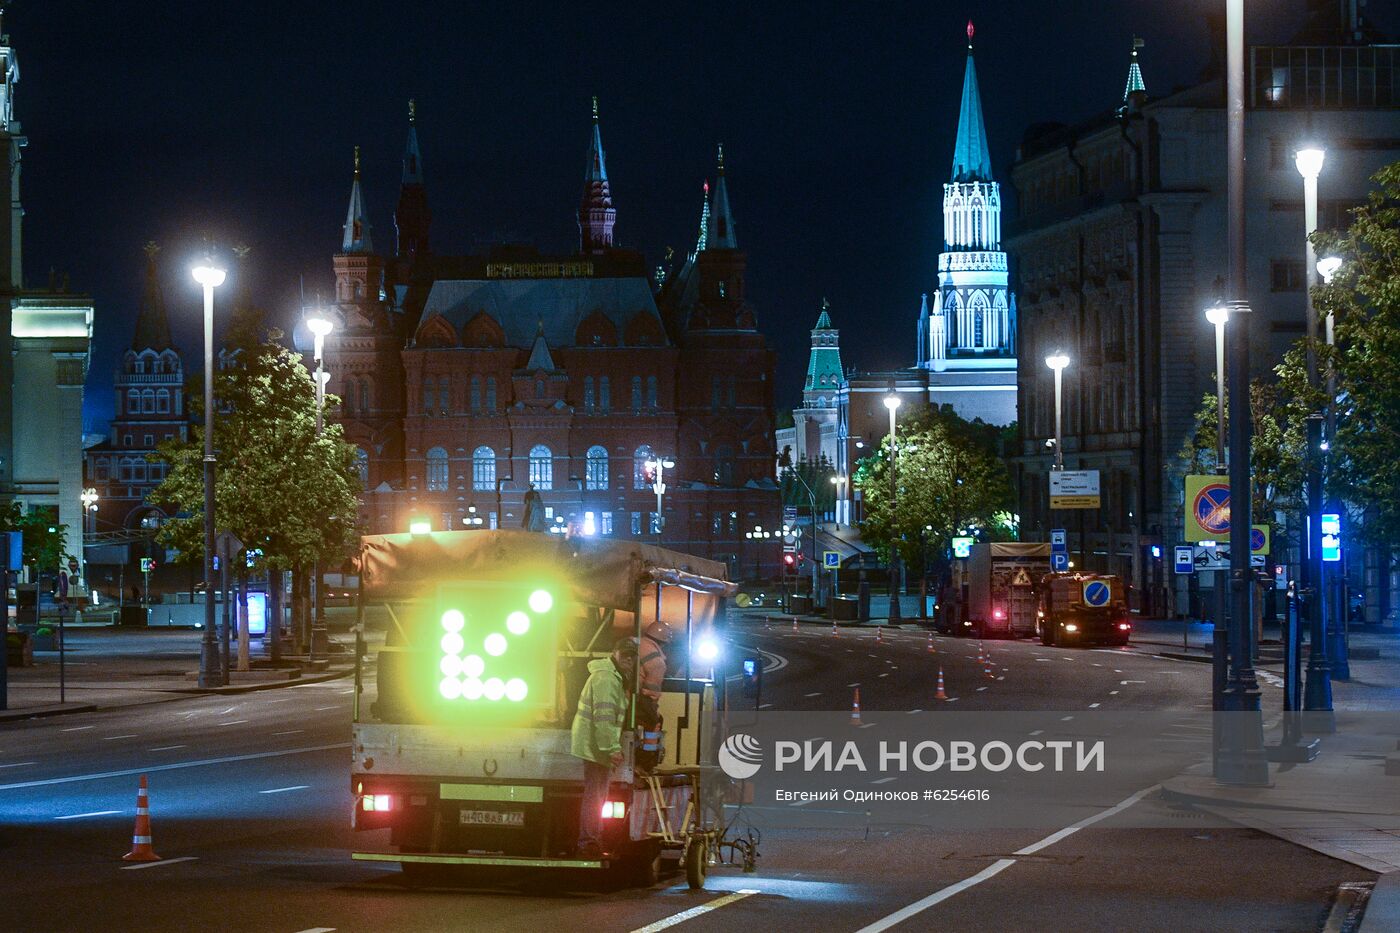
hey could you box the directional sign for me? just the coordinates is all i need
[1174,546,1194,575]
[1185,475,1231,542]
[1193,545,1265,569]
[1321,513,1341,562]
[1050,471,1100,509]
[1050,529,1067,549]
[823,550,841,569]
[1082,580,1111,607]
[1051,551,1069,572]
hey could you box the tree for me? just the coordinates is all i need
[0,502,72,580]
[853,405,1015,569]
[777,454,837,516]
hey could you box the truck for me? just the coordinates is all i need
[348,529,748,889]
[1034,573,1131,647]
[940,542,1051,638]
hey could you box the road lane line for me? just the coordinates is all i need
[879,673,890,678]
[55,810,121,820]
[259,785,310,794]
[220,707,236,714]
[976,687,987,692]
[103,735,139,741]
[121,856,198,871]
[0,743,350,791]
[291,928,336,933]
[758,703,772,709]
[847,683,861,688]
[1028,730,1043,736]
[871,777,897,784]
[273,729,304,736]
[218,720,250,726]
[1120,680,1145,685]
[629,889,760,932]
[0,761,37,769]
[1060,716,1073,721]
[855,859,1017,933]
[149,746,186,752]
[804,692,822,698]
[60,725,94,732]
[1012,784,1160,856]
[314,706,337,711]
[1089,703,1101,708]
[1109,690,1119,695]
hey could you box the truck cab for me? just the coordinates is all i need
[1035,573,1131,647]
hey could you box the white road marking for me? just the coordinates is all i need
[0,761,37,769]
[1089,703,1101,708]
[148,745,186,752]
[1109,690,1119,695]
[804,692,822,698]
[976,686,987,692]
[339,689,355,694]
[1034,658,1051,662]
[907,709,922,714]
[103,734,139,741]
[55,810,121,820]
[314,706,337,711]
[218,720,249,726]
[259,785,310,794]
[220,706,236,714]
[629,890,760,933]
[60,725,94,732]
[1013,784,1159,856]
[121,856,198,871]
[273,729,304,736]
[878,673,890,678]
[291,928,337,933]
[1114,669,1123,673]
[758,703,772,709]
[847,683,861,688]
[0,743,350,791]
[1028,730,1043,736]
[854,859,1017,933]
[871,777,897,784]
[1156,671,1182,675]
[266,698,290,704]
[1120,680,1145,685]
[1060,716,1074,721]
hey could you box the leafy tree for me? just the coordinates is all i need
[0,502,72,577]
[853,405,1015,568]
[777,454,837,516]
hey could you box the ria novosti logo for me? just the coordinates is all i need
[718,733,763,779]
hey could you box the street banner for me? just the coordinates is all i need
[1049,470,1100,509]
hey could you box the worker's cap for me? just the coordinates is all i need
[613,636,640,656]
[644,620,676,644]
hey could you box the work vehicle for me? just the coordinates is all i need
[348,529,748,889]
[1035,573,1131,647]
[940,543,1050,638]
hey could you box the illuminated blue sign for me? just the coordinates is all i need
[1321,513,1341,563]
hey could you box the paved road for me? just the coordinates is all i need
[0,617,1372,932]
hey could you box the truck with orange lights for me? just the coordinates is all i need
[348,529,745,888]
[1033,573,1131,647]
[939,542,1051,638]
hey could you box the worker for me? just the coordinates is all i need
[570,636,637,859]
[635,620,674,771]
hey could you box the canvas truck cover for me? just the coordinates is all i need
[357,529,733,611]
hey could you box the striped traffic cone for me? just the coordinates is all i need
[876,626,883,644]
[122,775,161,862]
[831,620,840,638]
[984,658,995,680]
[935,668,948,701]
[793,616,799,632]
[926,631,935,653]
[850,687,862,725]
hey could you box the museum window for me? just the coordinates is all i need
[472,446,496,491]
[634,445,655,490]
[425,447,449,491]
[529,445,553,490]
[585,445,609,490]
[470,375,481,413]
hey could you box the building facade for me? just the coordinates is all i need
[1008,4,1400,615]
[317,106,781,578]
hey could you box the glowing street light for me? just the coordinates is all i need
[645,456,675,540]
[1044,354,1070,471]
[1205,306,1229,471]
[192,258,226,688]
[1316,255,1342,284]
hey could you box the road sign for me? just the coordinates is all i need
[1083,580,1111,607]
[1321,513,1341,562]
[1192,545,1264,569]
[951,536,973,559]
[783,506,798,525]
[140,557,154,573]
[1050,529,1067,549]
[1184,475,1232,541]
[1174,546,1194,575]
[1051,551,1069,572]
[823,550,841,569]
[1010,567,1033,587]
[1049,471,1100,509]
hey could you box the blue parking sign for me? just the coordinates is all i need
[1174,546,1194,575]
[1051,551,1069,572]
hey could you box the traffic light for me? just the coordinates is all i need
[782,553,796,571]
[432,580,562,715]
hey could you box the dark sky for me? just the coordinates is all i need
[10,1,1387,432]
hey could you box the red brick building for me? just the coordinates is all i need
[316,105,780,578]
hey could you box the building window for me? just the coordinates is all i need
[359,380,370,412]
[422,377,436,414]
[141,389,155,414]
[123,434,133,447]
[714,445,736,486]
[354,447,369,488]
[472,446,496,491]
[649,512,661,534]
[470,375,482,413]
[631,376,643,411]
[584,376,595,412]
[156,389,170,414]
[599,376,610,411]
[126,389,139,414]
[529,445,553,490]
[489,511,499,530]
[585,445,609,490]
[631,511,643,536]
[718,280,727,299]
[1270,260,1305,292]
[343,379,356,415]
[646,375,658,409]
[728,511,739,535]
[426,447,449,491]
[95,459,109,481]
[144,434,154,447]
[712,512,723,535]
[601,512,613,535]
[634,445,655,490]
[485,376,497,412]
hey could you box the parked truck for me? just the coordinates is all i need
[940,542,1051,638]
[1034,573,1131,647]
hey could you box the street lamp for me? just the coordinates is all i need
[462,505,484,527]
[645,456,675,541]
[1044,354,1070,471]
[1316,255,1342,284]
[79,488,98,596]
[1205,306,1229,470]
[304,307,335,660]
[884,390,902,622]
[192,259,226,688]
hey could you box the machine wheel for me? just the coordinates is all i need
[1037,620,1052,646]
[627,840,663,887]
[684,837,708,890]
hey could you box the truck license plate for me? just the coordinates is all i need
[460,809,525,827]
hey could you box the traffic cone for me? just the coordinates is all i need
[122,775,161,862]
[984,658,995,680]
[831,620,840,638]
[793,616,799,632]
[935,668,948,701]
[850,687,862,725]
[926,631,935,653]
[876,626,883,644]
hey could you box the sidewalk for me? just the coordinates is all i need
[1,626,357,723]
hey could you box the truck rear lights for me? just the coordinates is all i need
[601,801,626,819]
[993,608,1005,620]
[363,794,394,812]
[1117,623,1131,631]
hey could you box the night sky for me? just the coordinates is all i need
[11,1,1392,433]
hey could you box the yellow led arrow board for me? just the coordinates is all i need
[433,580,561,714]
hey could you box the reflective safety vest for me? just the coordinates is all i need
[570,658,627,765]
[639,635,667,699]
[640,729,662,753]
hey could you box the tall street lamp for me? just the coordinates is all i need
[192,259,226,688]
[646,456,675,542]
[1045,354,1070,471]
[80,487,98,596]
[1204,306,1230,649]
[1313,252,1349,681]
[884,390,902,622]
[305,307,335,660]
[830,474,847,527]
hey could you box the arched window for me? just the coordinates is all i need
[343,379,356,415]
[528,445,553,490]
[631,376,643,411]
[634,445,655,490]
[470,375,481,413]
[353,447,369,488]
[598,376,610,411]
[714,445,736,486]
[584,376,595,412]
[358,379,370,412]
[585,445,609,490]
[155,389,170,414]
[646,375,658,409]
[127,389,139,415]
[425,447,448,491]
[422,377,436,414]
[141,389,156,414]
[472,446,496,491]
[485,376,497,412]
[536,379,545,399]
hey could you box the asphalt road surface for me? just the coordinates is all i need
[0,617,1370,932]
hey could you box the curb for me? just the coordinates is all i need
[0,702,98,723]
[1361,872,1400,930]
[162,666,354,695]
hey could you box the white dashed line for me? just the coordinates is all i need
[805,692,822,698]
[121,856,198,871]
[1060,716,1074,721]
[1089,703,1101,709]
[149,745,186,752]
[259,785,310,794]
[55,810,121,820]
[976,686,987,692]
[871,777,897,785]
[60,726,94,732]
[103,734,138,741]
[272,729,304,736]
[0,761,37,769]
[218,720,250,726]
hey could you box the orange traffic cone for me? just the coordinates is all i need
[935,667,948,701]
[876,626,883,644]
[793,616,799,632]
[926,631,935,653]
[850,687,862,725]
[984,659,995,680]
[831,620,840,637]
[122,775,161,862]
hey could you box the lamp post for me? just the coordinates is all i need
[830,474,847,527]
[1313,250,1350,682]
[305,308,335,660]
[192,259,226,688]
[646,456,675,543]
[1205,306,1230,638]
[1045,354,1069,471]
[79,488,98,596]
[884,390,902,622]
